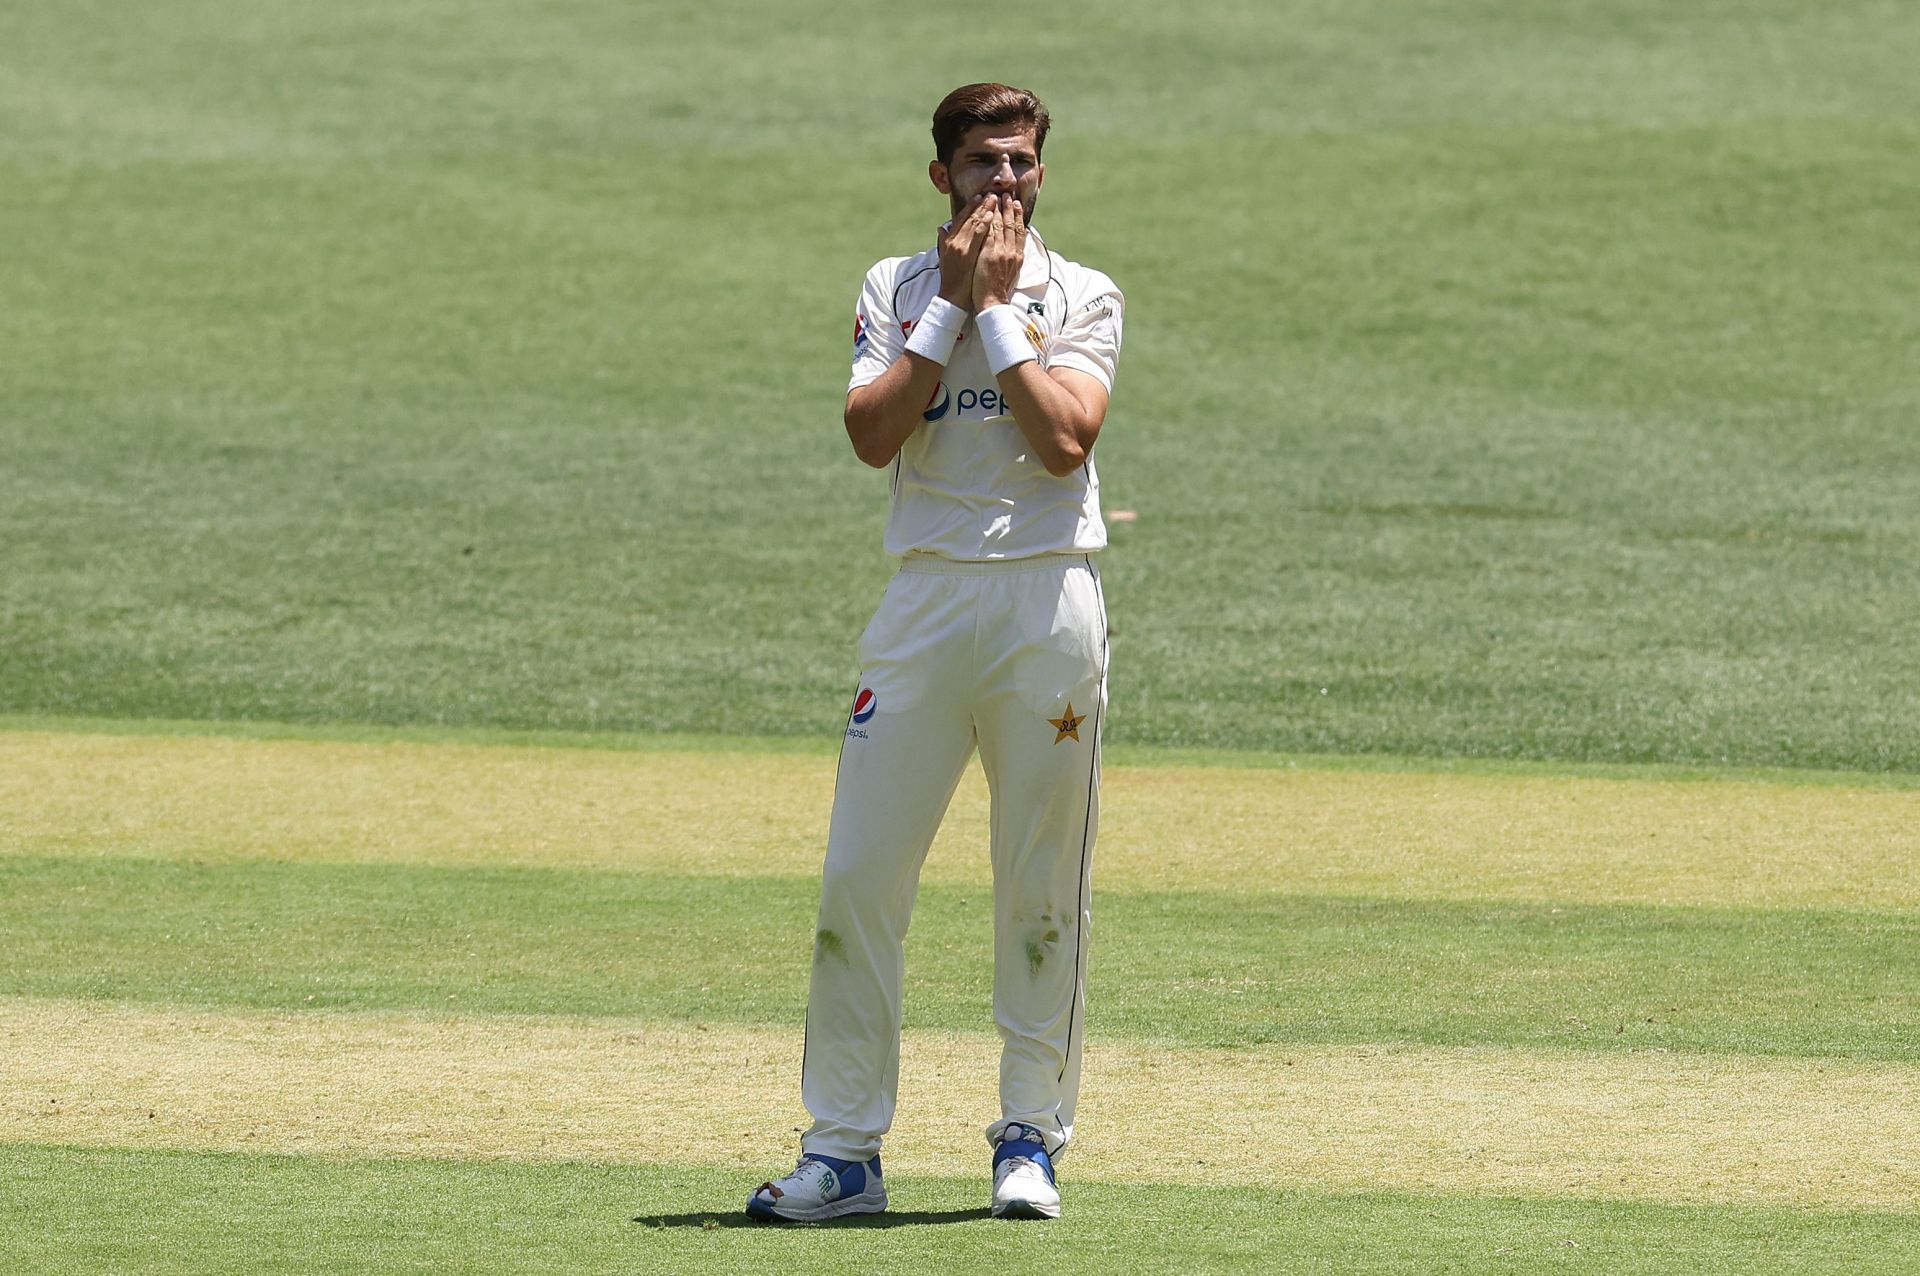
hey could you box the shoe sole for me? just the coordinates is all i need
[745,1188,888,1223]
[990,1197,1061,1220]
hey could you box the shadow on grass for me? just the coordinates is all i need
[633,1208,994,1229]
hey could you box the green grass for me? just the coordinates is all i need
[5,856,1912,1059]
[4,1146,1915,1276]
[4,1,1920,768]
[16,711,1920,790]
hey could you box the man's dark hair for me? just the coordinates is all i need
[931,83,1051,167]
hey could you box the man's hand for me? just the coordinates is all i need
[938,194,996,310]
[971,196,1026,311]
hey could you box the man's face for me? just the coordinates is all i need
[931,123,1044,224]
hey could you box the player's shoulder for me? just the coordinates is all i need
[862,245,940,292]
[858,247,938,320]
[1046,248,1123,309]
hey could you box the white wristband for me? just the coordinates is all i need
[904,296,967,365]
[977,304,1039,375]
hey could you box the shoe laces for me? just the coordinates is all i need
[757,1156,834,1200]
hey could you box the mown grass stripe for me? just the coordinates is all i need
[5,998,1917,1210]
[9,713,1920,788]
[6,730,1918,909]
[9,1147,1917,1276]
[3,855,1914,1060]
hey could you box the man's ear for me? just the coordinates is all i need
[929,160,953,196]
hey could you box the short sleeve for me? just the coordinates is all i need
[848,261,904,393]
[1046,273,1123,393]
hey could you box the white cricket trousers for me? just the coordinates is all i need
[800,552,1107,1163]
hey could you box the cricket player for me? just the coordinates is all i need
[747,83,1123,1223]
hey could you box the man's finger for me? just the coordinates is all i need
[964,201,996,255]
[953,197,983,240]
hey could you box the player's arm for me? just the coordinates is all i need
[844,350,949,469]
[971,197,1113,477]
[991,364,1108,478]
[844,195,995,468]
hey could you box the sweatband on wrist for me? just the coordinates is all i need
[977,304,1039,375]
[904,296,967,365]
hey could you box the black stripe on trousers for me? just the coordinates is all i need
[1058,556,1108,1084]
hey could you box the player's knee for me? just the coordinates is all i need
[819,853,897,911]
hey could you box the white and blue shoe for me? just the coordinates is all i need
[990,1124,1061,1219]
[745,1152,887,1222]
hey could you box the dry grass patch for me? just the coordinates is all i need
[5,997,1916,1209]
[4,730,1919,909]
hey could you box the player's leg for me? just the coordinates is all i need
[972,557,1106,1196]
[795,568,977,1165]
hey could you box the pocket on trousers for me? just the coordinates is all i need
[1010,573,1105,717]
[854,574,913,668]
[852,574,946,714]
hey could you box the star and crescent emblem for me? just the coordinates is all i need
[1048,702,1086,744]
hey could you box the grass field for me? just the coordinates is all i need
[5,0,1920,1271]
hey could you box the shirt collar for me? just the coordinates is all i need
[1018,224,1051,290]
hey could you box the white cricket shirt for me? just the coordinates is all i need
[848,227,1124,561]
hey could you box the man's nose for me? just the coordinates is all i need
[989,160,1015,187]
